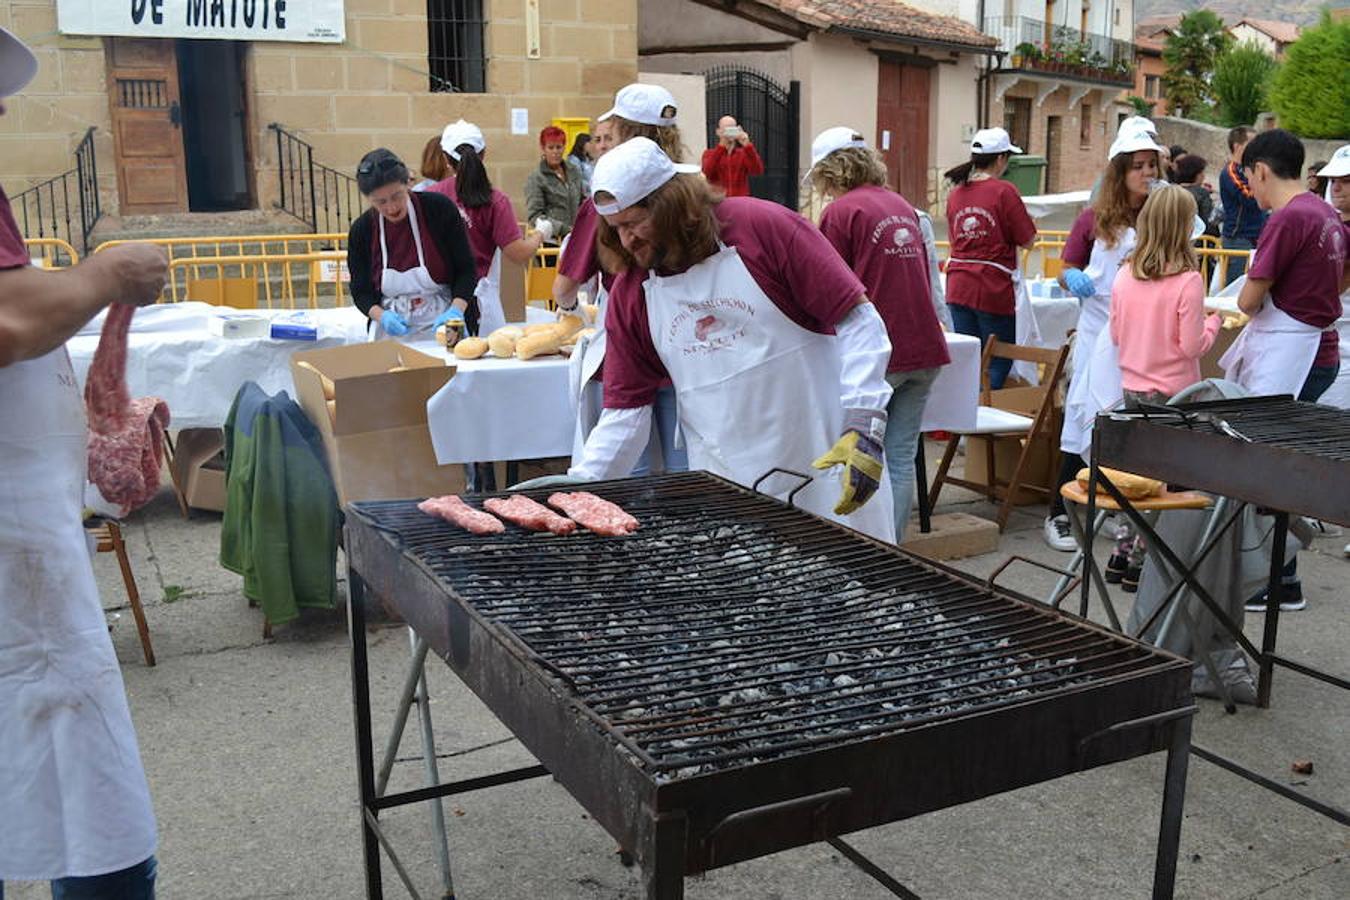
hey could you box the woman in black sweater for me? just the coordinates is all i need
[346,148,478,340]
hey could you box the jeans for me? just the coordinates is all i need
[0,857,157,900]
[632,386,688,476]
[883,367,940,542]
[1298,364,1339,404]
[1221,236,1254,287]
[949,304,1017,389]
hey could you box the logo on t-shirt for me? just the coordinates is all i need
[1320,217,1346,262]
[870,214,922,258]
[668,297,755,356]
[953,205,998,243]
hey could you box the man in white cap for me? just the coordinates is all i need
[0,26,165,900]
[701,115,765,197]
[535,137,898,540]
[1314,145,1350,415]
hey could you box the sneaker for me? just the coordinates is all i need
[1244,582,1306,612]
[1121,564,1143,594]
[1104,551,1129,584]
[1044,515,1076,552]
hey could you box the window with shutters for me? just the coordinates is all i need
[1079,102,1093,149]
[1003,97,1032,153]
[427,0,486,93]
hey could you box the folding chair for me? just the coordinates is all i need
[87,518,156,667]
[927,337,1069,531]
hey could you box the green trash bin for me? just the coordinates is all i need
[1003,155,1046,195]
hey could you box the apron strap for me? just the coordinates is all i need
[376,192,429,292]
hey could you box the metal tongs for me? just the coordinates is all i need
[1106,403,1252,442]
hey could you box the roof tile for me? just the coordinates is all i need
[763,0,999,49]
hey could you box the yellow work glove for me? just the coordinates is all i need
[812,409,887,515]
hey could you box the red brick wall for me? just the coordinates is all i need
[991,86,1126,194]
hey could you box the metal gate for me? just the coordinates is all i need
[704,67,800,209]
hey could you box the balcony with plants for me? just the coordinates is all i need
[985,17,1136,86]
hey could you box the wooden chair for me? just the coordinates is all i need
[927,337,1070,531]
[88,519,156,667]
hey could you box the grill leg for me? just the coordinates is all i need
[1152,715,1193,900]
[644,813,687,900]
[348,569,384,899]
[1257,512,1288,708]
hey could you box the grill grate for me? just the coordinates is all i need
[1137,397,1350,461]
[353,473,1178,779]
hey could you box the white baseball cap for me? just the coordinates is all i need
[597,83,678,127]
[590,137,700,215]
[1109,126,1167,160]
[1118,115,1159,136]
[970,127,1022,155]
[809,126,869,169]
[1317,145,1350,178]
[0,27,37,99]
[440,119,485,161]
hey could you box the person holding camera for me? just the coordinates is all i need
[701,115,764,197]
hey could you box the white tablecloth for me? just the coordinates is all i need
[66,302,370,429]
[922,332,980,432]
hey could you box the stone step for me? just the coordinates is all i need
[89,209,317,247]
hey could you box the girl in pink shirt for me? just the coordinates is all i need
[1110,184,1222,406]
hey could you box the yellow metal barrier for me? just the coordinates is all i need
[24,237,79,268]
[527,246,562,309]
[96,233,347,261]
[167,251,349,309]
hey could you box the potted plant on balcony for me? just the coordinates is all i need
[1012,42,1039,68]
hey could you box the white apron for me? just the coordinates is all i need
[373,197,452,339]
[949,257,1037,383]
[474,248,506,336]
[642,245,895,542]
[1218,301,1324,397]
[0,348,157,880]
[1061,228,1135,455]
[570,285,610,462]
[1318,291,1350,409]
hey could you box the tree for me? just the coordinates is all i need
[1127,95,1155,117]
[1269,12,1350,139]
[1213,42,1279,127]
[1162,10,1232,118]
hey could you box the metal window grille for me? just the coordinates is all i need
[117,78,168,109]
[427,0,487,93]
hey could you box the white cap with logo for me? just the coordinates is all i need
[1118,115,1159,136]
[440,119,486,161]
[590,136,700,215]
[1317,144,1350,178]
[0,27,37,98]
[970,127,1022,155]
[1109,126,1167,160]
[809,126,870,169]
[598,83,679,127]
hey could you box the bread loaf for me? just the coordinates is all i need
[487,325,524,358]
[453,337,489,360]
[523,322,562,336]
[516,329,564,360]
[1075,467,1163,500]
[555,313,585,339]
[297,361,336,401]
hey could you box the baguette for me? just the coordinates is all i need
[523,322,562,336]
[554,313,585,339]
[1075,467,1163,500]
[296,361,336,401]
[487,325,524,358]
[516,329,565,360]
[454,337,489,360]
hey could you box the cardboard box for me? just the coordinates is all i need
[290,342,465,505]
[172,427,227,512]
[960,405,1063,506]
[208,312,269,339]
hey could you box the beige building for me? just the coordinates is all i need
[1,0,638,249]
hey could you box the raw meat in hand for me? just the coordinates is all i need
[547,492,639,536]
[418,495,505,535]
[85,304,170,516]
[484,495,577,535]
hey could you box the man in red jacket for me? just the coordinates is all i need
[701,115,765,197]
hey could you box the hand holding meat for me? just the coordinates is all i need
[100,243,169,307]
[813,409,886,515]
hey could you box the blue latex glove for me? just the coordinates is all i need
[433,306,466,329]
[1062,268,1095,300]
[511,474,588,491]
[380,309,409,336]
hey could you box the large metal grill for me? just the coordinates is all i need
[1095,396,1350,526]
[345,472,1194,898]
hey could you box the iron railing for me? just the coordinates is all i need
[10,127,102,255]
[269,122,362,235]
[984,16,1136,83]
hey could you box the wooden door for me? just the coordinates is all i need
[876,59,931,205]
[1045,115,1063,193]
[106,38,188,215]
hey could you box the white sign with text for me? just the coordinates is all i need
[57,1,346,44]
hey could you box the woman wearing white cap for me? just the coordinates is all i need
[429,119,544,336]
[942,127,1038,389]
[1315,145,1350,412]
[0,27,162,898]
[1043,125,1166,551]
[554,83,691,476]
[807,126,949,540]
[520,137,897,540]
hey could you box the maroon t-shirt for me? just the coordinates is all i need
[819,185,949,373]
[558,199,616,293]
[368,192,449,294]
[428,177,522,280]
[944,178,1037,315]
[1248,192,1346,367]
[0,187,30,269]
[1063,208,1097,270]
[603,197,866,409]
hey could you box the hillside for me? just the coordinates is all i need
[1134,1,1326,28]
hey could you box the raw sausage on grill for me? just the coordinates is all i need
[418,495,505,535]
[547,492,639,536]
[484,495,577,535]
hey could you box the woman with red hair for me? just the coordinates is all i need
[524,124,585,241]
